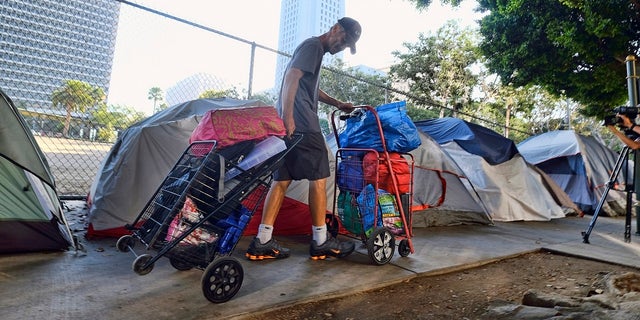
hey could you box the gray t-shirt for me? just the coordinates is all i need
[276,37,324,133]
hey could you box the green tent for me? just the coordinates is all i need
[0,88,73,253]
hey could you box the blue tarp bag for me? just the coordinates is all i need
[339,101,421,153]
[356,184,380,236]
[355,185,405,236]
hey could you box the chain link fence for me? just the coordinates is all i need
[6,1,528,199]
[3,1,411,198]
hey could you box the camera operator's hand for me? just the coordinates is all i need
[617,114,635,129]
[611,113,640,150]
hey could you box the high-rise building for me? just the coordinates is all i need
[274,0,345,89]
[0,0,120,111]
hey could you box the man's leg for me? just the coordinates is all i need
[245,180,291,260]
[308,178,355,260]
[262,180,292,226]
[309,178,327,226]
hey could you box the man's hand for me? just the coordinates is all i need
[618,114,634,129]
[337,102,355,113]
[284,117,295,138]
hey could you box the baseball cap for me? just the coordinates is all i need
[338,17,361,54]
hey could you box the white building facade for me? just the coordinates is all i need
[274,0,346,89]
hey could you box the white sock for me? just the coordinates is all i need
[312,224,327,245]
[257,224,273,244]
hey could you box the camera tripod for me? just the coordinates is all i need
[582,146,635,243]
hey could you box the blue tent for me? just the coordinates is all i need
[414,118,577,221]
[414,117,519,165]
[518,130,628,216]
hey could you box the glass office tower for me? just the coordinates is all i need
[0,0,120,110]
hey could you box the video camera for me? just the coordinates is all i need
[603,106,639,126]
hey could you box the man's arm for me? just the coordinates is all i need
[318,89,354,113]
[610,114,640,149]
[281,68,304,137]
[607,125,640,149]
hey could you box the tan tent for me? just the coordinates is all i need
[415,118,579,222]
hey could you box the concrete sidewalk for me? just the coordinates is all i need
[1,203,639,320]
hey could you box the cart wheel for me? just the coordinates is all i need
[132,254,154,275]
[201,257,244,303]
[169,257,193,271]
[116,235,135,252]
[366,228,395,265]
[398,239,411,257]
[326,213,339,238]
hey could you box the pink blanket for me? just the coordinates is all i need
[190,106,286,148]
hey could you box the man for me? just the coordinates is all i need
[245,17,362,261]
[607,112,640,149]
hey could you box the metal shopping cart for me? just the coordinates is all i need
[116,135,301,303]
[329,105,415,265]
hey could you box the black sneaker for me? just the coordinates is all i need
[245,237,290,261]
[309,234,355,260]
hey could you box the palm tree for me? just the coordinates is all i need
[148,87,163,114]
[51,80,104,138]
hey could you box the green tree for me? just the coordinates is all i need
[482,84,542,141]
[51,80,105,138]
[409,0,462,6]
[251,90,277,105]
[93,104,145,130]
[319,59,390,114]
[147,87,163,114]
[97,123,116,143]
[406,106,441,121]
[390,21,482,117]
[199,87,240,99]
[523,89,574,134]
[156,102,169,112]
[474,0,639,117]
[91,104,145,142]
[408,0,640,117]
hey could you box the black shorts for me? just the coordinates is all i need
[274,132,330,181]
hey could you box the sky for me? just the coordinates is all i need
[107,0,484,115]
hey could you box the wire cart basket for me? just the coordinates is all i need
[329,105,415,265]
[116,135,301,303]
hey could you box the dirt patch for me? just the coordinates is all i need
[243,251,638,320]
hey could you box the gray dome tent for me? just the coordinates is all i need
[518,130,628,216]
[86,98,269,237]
